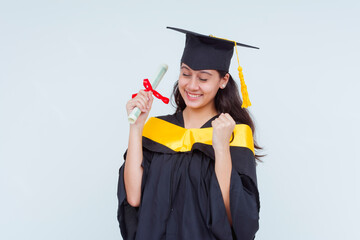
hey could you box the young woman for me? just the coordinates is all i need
[117,27,261,240]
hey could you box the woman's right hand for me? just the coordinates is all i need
[126,90,154,128]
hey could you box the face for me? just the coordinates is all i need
[178,63,229,112]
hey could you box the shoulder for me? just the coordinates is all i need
[234,121,253,136]
[234,121,253,133]
[235,123,252,131]
[231,123,254,154]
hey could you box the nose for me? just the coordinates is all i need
[187,76,199,91]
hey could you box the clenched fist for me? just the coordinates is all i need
[211,113,236,152]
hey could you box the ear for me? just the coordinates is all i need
[219,73,230,89]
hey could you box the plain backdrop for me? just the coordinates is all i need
[1,0,359,239]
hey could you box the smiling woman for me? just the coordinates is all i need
[177,64,229,118]
[117,26,262,240]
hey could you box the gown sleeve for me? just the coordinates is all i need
[117,148,153,240]
[209,147,260,240]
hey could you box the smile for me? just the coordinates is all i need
[185,90,203,99]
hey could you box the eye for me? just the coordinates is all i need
[182,73,190,77]
[199,78,208,82]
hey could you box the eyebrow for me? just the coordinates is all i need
[199,71,212,76]
[181,66,190,70]
[181,66,213,76]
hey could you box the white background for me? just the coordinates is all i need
[1,0,359,239]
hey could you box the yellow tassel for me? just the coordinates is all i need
[210,34,251,108]
[234,42,251,108]
[238,66,251,108]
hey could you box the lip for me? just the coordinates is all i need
[185,90,203,100]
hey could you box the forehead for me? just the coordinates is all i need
[181,63,217,74]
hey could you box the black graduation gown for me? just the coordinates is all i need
[117,112,260,240]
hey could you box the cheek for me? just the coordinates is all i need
[178,78,187,90]
[201,83,219,96]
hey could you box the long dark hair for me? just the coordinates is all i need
[171,70,264,161]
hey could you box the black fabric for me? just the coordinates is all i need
[182,34,234,72]
[167,26,259,72]
[117,112,260,240]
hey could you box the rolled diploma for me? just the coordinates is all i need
[128,64,168,124]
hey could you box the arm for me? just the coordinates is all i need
[124,90,153,207]
[214,147,233,225]
[211,113,235,225]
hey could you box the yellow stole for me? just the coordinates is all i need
[142,117,254,154]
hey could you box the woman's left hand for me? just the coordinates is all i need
[211,113,236,152]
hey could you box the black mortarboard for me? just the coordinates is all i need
[167,26,259,108]
[166,26,258,72]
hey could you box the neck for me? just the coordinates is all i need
[183,105,218,129]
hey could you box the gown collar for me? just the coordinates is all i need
[175,111,220,129]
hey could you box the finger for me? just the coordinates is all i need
[216,114,227,124]
[223,113,232,119]
[135,91,147,104]
[147,94,154,109]
[211,119,218,127]
[215,115,234,130]
[127,98,139,109]
[139,91,153,107]
[147,91,152,98]
[136,92,149,105]
[134,98,148,112]
[146,92,153,108]
[218,113,232,124]
[138,90,150,101]
[223,113,235,125]
[213,120,225,130]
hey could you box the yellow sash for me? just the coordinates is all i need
[143,117,254,154]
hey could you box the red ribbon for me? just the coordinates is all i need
[132,79,169,104]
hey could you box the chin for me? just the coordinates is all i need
[183,98,209,110]
[184,102,202,109]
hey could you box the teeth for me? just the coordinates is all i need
[187,91,201,98]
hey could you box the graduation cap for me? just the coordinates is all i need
[167,26,259,108]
